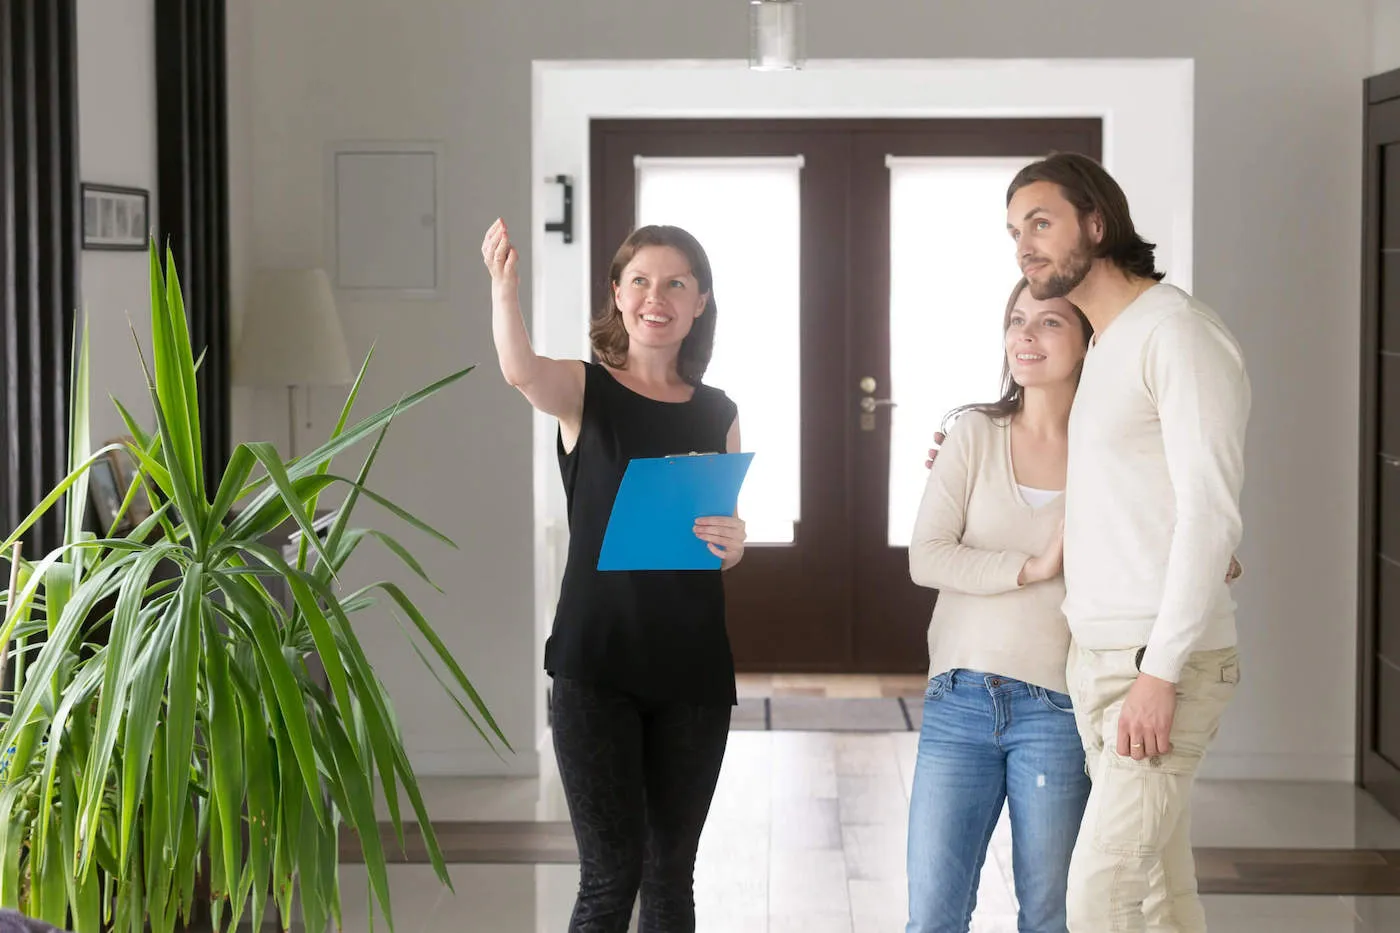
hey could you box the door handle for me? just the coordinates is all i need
[860,397,897,413]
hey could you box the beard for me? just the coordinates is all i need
[1026,234,1094,301]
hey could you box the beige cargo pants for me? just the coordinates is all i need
[1064,642,1240,932]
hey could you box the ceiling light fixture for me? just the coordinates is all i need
[749,0,804,71]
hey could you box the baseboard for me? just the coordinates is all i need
[1197,752,1355,782]
[408,746,541,777]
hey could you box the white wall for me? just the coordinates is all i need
[1376,0,1400,73]
[76,0,156,444]
[240,0,1371,781]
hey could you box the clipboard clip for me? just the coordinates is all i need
[663,451,720,459]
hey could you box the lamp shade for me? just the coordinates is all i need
[233,268,351,388]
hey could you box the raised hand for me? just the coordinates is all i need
[481,218,519,290]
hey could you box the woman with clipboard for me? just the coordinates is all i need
[482,218,746,933]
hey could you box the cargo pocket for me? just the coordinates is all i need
[1090,756,1184,858]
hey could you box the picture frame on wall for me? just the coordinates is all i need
[87,439,151,535]
[81,183,149,251]
[87,455,125,536]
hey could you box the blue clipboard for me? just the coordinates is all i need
[597,452,755,571]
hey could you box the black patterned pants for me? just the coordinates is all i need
[550,676,732,933]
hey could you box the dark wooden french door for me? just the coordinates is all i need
[591,117,1101,673]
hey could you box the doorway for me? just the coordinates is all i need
[590,117,1102,673]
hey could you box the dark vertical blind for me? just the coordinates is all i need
[0,0,81,558]
[156,0,230,481]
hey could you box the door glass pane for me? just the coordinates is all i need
[636,157,802,544]
[886,157,1031,547]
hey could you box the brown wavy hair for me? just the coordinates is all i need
[591,225,717,386]
[1007,151,1165,283]
[941,277,1093,433]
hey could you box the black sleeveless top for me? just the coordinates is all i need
[547,362,740,707]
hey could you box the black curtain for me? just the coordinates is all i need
[156,0,230,482]
[0,0,82,558]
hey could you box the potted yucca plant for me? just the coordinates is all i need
[0,243,506,933]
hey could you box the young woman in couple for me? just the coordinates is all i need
[482,218,745,933]
[905,276,1241,933]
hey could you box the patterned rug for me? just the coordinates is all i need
[731,696,924,732]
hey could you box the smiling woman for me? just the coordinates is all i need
[482,218,746,931]
[905,274,1093,933]
[588,225,719,393]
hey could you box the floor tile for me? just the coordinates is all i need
[844,823,909,887]
[773,795,843,850]
[837,774,911,826]
[769,848,851,916]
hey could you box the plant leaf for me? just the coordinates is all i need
[209,573,324,824]
[320,706,394,930]
[296,345,374,571]
[205,445,257,540]
[236,367,474,503]
[301,576,455,888]
[119,603,179,873]
[0,556,123,758]
[243,546,360,756]
[77,545,171,880]
[368,529,442,591]
[161,246,205,499]
[376,582,509,749]
[163,566,203,849]
[230,445,338,575]
[0,445,132,557]
[230,664,274,933]
[0,783,26,907]
[321,477,456,550]
[143,242,201,515]
[202,606,244,927]
[66,319,92,544]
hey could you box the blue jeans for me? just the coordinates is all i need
[906,670,1091,933]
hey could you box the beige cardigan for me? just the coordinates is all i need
[909,410,1071,694]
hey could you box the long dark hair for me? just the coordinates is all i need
[1007,152,1164,283]
[940,278,1093,434]
[590,224,717,386]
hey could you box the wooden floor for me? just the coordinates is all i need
[341,821,1400,897]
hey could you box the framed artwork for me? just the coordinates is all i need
[87,456,124,535]
[88,439,151,535]
[82,183,149,251]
